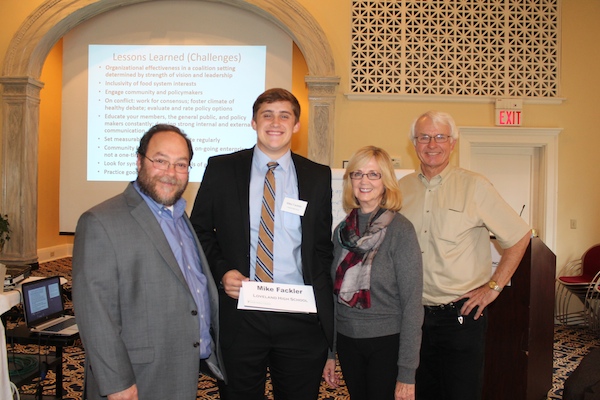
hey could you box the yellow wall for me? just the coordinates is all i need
[1,0,600,271]
[291,43,309,157]
[37,39,72,249]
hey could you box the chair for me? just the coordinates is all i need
[585,277,600,332]
[555,244,600,328]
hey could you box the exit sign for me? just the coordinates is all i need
[496,109,522,126]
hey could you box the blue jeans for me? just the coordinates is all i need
[416,299,488,400]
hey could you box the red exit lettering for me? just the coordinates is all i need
[498,110,522,125]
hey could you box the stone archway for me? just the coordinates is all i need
[0,0,339,264]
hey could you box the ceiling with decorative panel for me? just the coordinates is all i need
[350,0,560,98]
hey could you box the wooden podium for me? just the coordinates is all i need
[483,236,556,400]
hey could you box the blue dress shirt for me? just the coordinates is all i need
[134,181,211,358]
[249,147,304,284]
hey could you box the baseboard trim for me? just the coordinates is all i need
[37,244,73,263]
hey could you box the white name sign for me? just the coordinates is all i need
[238,281,317,313]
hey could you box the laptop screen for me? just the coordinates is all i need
[21,276,65,327]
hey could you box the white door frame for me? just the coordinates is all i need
[458,126,561,252]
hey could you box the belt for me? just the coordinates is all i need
[424,299,469,324]
[423,298,467,312]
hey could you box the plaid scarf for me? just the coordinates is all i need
[333,208,395,309]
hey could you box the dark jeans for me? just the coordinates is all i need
[416,300,487,400]
[337,332,400,400]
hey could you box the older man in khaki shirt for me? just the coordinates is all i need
[399,111,531,400]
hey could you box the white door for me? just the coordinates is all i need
[470,146,534,225]
[458,127,559,251]
[470,146,537,270]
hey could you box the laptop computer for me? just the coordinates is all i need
[21,276,78,336]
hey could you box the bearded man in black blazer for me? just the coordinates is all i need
[190,88,333,400]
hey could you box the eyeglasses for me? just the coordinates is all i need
[414,134,451,144]
[143,155,191,174]
[349,171,382,180]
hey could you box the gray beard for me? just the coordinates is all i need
[137,165,187,206]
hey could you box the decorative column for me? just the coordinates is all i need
[305,76,339,167]
[0,77,43,265]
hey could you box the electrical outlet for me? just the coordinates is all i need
[50,251,55,257]
[570,219,577,229]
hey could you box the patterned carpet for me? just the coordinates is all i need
[4,258,599,399]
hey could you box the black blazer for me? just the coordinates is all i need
[190,148,334,348]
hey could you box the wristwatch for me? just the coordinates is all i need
[488,280,502,293]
